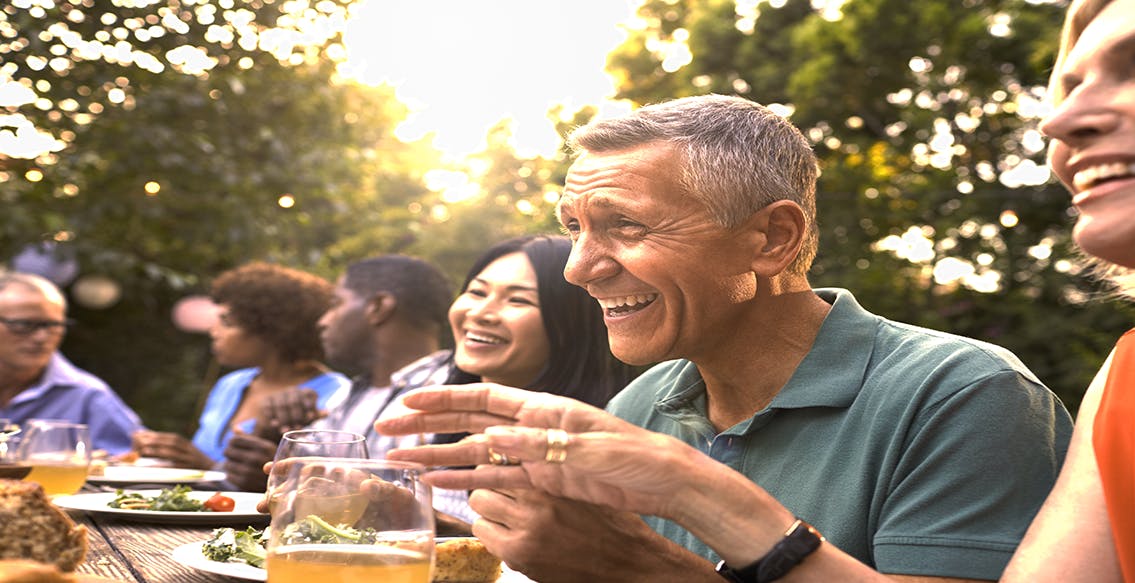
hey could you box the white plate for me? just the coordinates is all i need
[171,538,534,582]
[172,541,266,581]
[53,490,269,525]
[87,466,226,486]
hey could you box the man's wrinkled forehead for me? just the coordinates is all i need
[556,164,624,225]
[557,147,664,217]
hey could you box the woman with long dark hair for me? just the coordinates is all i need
[443,235,635,407]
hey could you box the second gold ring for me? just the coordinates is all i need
[545,428,569,464]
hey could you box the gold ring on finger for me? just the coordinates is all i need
[545,429,569,464]
[487,447,520,466]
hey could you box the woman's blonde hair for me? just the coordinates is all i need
[1049,0,1135,298]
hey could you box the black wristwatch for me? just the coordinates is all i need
[715,518,824,583]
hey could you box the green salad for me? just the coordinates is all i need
[108,485,205,511]
[203,526,268,568]
[200,516,389,569]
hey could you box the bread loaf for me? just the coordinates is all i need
[432,537,502,583]
[0,479,88,571]
[0,559,75,583]
[0,559,128,583]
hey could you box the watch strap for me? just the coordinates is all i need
[715,518,824,583]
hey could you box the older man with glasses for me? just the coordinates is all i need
[0,271,142,454]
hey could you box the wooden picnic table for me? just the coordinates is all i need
[69,511,245,582]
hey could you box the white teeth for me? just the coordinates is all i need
[1073,162,1135,191]
[465,331,505,345]
[598,294,658,309]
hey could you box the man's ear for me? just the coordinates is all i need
[746,200,807,277]
[365,292,397,327]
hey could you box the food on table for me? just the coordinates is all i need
[202,526,267,568]
[278,514,382,545]
[200,522,504,582]
[0,479,88,571]
[0,559,131,583]
[85,459,107,477]
[203,492,236,512]
[433,538,502,583]
[107,485,232,512]
[111,450,140,465]
[0,559,76,583]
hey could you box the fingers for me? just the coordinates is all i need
[131,431,192,460]
[376,410,519,437]
[420,467,533,491]
[260,389,320,435]
[385,442,484,468]
[222,435,275,491]
[279,390,320,429]
[483,426,572,464]
[223,434,276,463]
[221,460,269,492]
[398,384,535,418]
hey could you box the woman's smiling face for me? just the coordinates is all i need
[1041,0,1135,269]
[448,251,551,388]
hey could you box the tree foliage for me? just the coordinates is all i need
[1,0,444,428]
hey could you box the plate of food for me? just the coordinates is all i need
[52,486,269,525]
[171,526,534,582]
[171,537,267,582]
[86,465,226,486]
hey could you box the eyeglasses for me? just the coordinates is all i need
[0,317,73,336]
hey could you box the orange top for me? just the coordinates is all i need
[1093,328,1135,581]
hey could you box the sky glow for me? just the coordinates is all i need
[339,0,641,159]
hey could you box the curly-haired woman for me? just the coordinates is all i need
[132,262,350,469]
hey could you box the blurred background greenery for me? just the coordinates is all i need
[2,0,1128,434]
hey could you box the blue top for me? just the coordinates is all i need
[607,288,1073,580]
[0,353,144,455]
[191,367,350,462]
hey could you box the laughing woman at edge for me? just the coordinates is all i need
[1002,0,1135,580]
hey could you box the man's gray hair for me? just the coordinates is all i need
[0,271,68,309]
[568,94,820,275]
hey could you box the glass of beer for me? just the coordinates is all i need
[16,420,91,496]
[265,457,434,583]
[265,430,367,514]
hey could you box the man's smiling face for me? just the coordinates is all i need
[558,143,759,366]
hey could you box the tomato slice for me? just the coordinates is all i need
[204,493,236,512]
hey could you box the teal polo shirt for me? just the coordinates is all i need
[607,288,1072,579]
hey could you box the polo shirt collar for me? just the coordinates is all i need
[653,288,876,416]
[768,288,876,410]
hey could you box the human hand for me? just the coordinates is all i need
[376,383,709,520]
[130,430,214,470]
[253,388,322,441]
[220,430,276,492]
[470,489,694,583]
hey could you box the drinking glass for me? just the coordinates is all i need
[265,457,434,583]
[0,419,29,480]
[16,420,91,495]
[265,430,367,514]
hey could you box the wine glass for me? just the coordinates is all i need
[265,430,367,513]
[16,420,91,496]
[265,457,434,582]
